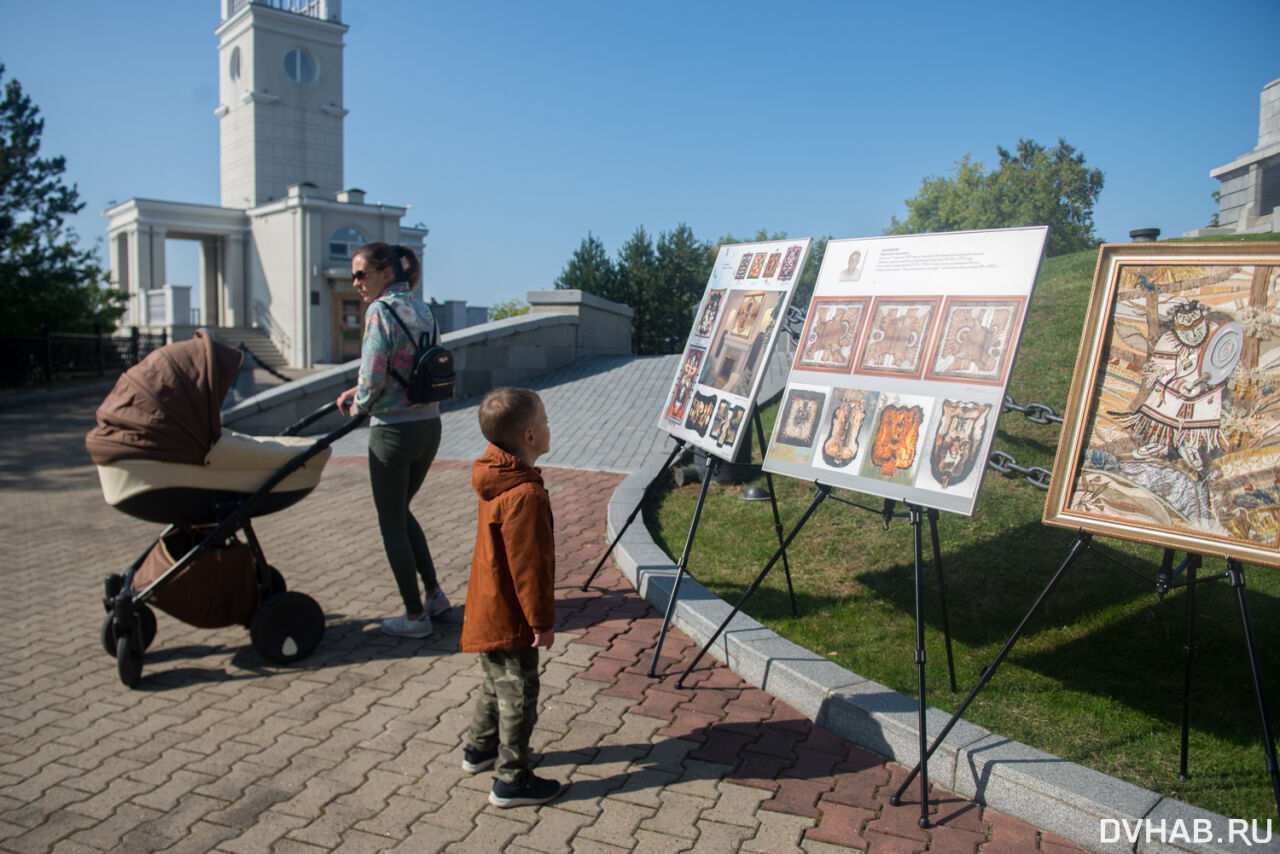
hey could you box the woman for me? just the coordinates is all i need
[337,242,450,638]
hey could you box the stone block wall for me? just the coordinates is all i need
[223,289,633,433]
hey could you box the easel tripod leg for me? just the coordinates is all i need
[674,484,832,690]
[582,440,685,591]
[647,456,719,678]
[1226,560,1280,815]
[927,508,957,693]
[910,505,930,827]
[752,410,797,616]
[891,531,1092,809]
[1179,555,1200,781]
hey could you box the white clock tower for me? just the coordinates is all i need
[215,0,348,208]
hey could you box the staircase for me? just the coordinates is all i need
[207,326,289,370]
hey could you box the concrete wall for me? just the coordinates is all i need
[223,288,634,433]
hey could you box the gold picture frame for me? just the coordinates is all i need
[1043,241,1280,567]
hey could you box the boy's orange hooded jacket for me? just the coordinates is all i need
[460,444,556,653]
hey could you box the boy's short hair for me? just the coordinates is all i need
[479,387,542,452]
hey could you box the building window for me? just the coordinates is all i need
[229,46,241,80]
[329,227,367,259]
[283,48,316,84]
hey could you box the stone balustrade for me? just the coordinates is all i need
[222,289,633,433]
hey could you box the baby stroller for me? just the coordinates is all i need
[86,331,364,687]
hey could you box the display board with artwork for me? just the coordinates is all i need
[659,238,813,458]
[763,227,1048,516]
[1043,241,1280,567]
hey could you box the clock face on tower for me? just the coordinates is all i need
[283,48,316,84]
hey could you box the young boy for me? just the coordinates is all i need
[460,387,564,808]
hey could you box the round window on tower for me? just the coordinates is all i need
[229,46,241,80]
[283,48,316,84]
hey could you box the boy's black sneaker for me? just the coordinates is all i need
[462,745,497,773]
[488,772,564,808]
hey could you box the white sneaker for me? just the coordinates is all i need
[381,613,432,638]
[426,589,452,618]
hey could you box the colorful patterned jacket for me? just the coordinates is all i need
[353,282,441,420]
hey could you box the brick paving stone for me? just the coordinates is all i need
[0,387,1085,854]
[636,790,712,840]
[577,798,653,847]
[762,777,835,819]
[804,802,876,849]
[699,781,770,828]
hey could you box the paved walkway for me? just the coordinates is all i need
[0,367,1082,853]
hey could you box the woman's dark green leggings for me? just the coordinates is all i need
[368,417,442,615]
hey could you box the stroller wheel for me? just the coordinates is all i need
[250,592,324,665]
[116,634,143,688]
[101,614,117,657]
[101,605,157,656]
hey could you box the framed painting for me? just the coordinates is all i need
[1043,241,1280,567]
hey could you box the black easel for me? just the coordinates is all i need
[646,410,802,676]
[890,534,1280,819]
[580,437,686,592]
[676,490,957,692]
[751,411,798,616]
[648,456,720,677]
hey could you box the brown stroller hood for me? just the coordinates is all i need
[86,331,243,466]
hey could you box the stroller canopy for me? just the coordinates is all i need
[86,331,243,467]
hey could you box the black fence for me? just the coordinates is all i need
[0,327,169,388]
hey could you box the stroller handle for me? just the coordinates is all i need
[280,401,343,437]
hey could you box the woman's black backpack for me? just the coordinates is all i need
[381,302,455,404]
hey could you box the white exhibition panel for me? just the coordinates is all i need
[763,227,1048,516]
[658,238,813,459]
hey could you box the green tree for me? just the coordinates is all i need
[886,138,1104,256]
[553,232,615,295]
[0,65,123,336]
[654,223,711,354]
[487,298,529,321]
[614,227,657,354]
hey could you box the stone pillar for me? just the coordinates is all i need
[223,233,246,328]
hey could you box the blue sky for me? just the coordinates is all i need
[1,1,1277,309]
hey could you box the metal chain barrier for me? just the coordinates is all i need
[238,343,293,384]
[987,396,1064,490]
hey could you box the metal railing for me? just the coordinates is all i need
[0,327,168,387]
[252,300,292,357]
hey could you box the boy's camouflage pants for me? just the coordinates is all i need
[467,647,540,782]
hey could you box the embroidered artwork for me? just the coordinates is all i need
[763,252,782,278]
[665,346,705,422]
[719,405,745,449]
[775,389,826,447]
[696,290,725,339]
[929,399,993,488]
[819,389,872,469]
[730,293,765,339]
[779,246,802,281]
[700,290,787,397]
[866,402,925,480]
[1051,258,1280,556]
[858,298,939,377]
[708,399,732,443]
[684,391,718,437]
[734,254,753,279]
[926,298,1025,384]
[747,253,768,279]
[796,298,868,372]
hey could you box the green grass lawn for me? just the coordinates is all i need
[645,235,1280,819]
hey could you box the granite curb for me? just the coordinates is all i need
[604,439,1259,854]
